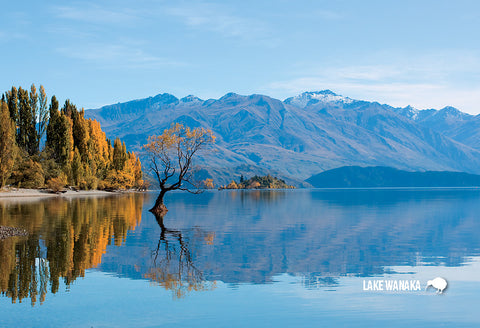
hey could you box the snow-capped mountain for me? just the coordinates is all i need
[180,95,204,104]
[85,90,480,185]
[284,90,354,108]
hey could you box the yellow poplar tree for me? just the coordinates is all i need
[0,102,18,187]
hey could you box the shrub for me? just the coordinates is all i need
[47,177,65,193]
[11,158,45,188]
[201,178,214,189]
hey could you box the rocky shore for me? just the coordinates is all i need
[0,226,29,240]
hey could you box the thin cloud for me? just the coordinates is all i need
[165,2,275,43]
[333,65,404,82]
[266,76,480,114]
[267,76,480,113]
[0,31,28,42]
[315,9,344,20]
[56,43,186,69]
[266,51,480,114]
[52,4,142,25]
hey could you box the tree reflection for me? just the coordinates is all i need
[144,213,215,299]
[0,233,49,306]
[0,194,143,305]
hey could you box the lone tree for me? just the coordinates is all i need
[144,123,215,216]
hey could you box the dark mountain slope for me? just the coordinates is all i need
[306,166,480,188]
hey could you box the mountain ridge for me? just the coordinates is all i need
[85,90,480,185]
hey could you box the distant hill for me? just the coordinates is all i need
[85,90,480,185]
[306,166,480,188]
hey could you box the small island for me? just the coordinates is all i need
[219,175,295,190]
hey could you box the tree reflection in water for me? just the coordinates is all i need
[0,194,143,305]
[144,213,215,299]
[0,234,49,306]
[0,194,215,305]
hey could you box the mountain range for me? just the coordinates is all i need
[85,90,480,186]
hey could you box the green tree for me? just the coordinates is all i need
[46,96,59,152]
[0,102,18,187]
[5,86,18,123]
[56,115,73,168]
[71,109,89,161]
[61,99,76,118]
[70,148,83,186]
[46,96,73,168]
[16,87,38,155]
[17,87,30,150]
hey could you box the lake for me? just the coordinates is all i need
[1,189,480,327]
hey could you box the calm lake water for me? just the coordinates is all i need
[1,189,480,327]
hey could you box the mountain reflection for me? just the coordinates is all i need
[2,189,480,305]
[0,195,143,305]
[107,189,480,287]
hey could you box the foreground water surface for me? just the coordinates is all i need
[1,189,479,327]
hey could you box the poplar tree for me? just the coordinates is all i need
[0,102,18,187]
[13,86,38,155]
[57,115,73,168]
[72,109,89,161]
[5,86,18,123]
[17,87,30,151]
[112,138,127,171]
[61,99,76,118]
[4,85,143,191]
[86,119,109,179]
[46,95,59,152]
[46,96,73,168]
[70,148,83,186]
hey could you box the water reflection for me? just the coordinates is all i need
[0,234,48,305]
[2,189,480,306]
[145,214,215,299]
[0,195,143,305]
[124,189,480,287]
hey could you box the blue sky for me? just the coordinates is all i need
[2,0,480,113]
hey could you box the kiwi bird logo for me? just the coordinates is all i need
[425,277,448,294]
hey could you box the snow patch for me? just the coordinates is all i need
[286,90,354,108]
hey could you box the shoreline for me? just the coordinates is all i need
[0,188,137,199]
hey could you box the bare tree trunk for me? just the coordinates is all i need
[150,188,168,216]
